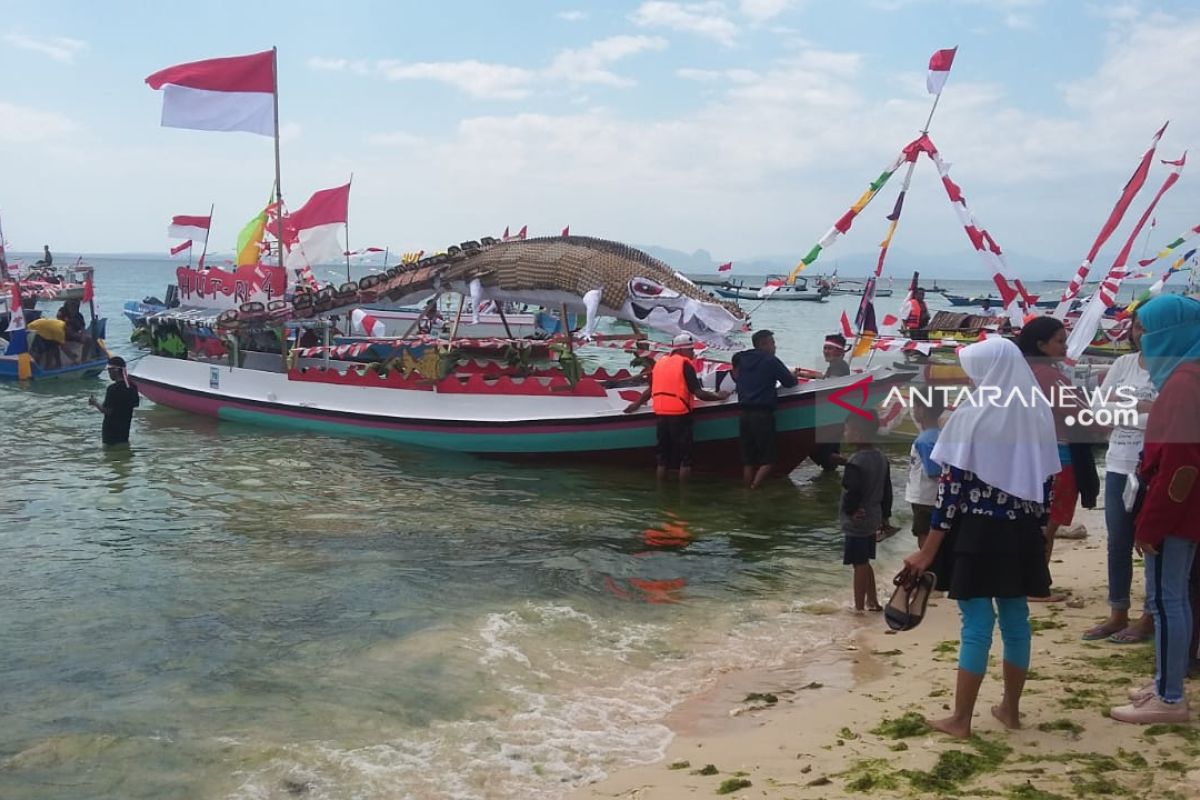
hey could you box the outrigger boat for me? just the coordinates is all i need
[713,275,829,302]
[1,286,109,381]
[130,236,909,472]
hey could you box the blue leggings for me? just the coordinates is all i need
[957,597,1031,675]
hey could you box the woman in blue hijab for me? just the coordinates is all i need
[1111,294,1200,724]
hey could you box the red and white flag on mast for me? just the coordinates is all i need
[562,225,570,237]
[145,50,276,137]
[926,47,957,95]
[839,310,854,339]
[283,182,351,268]
[517,225,527,240]
[170,240,193,256]
[717,261,732,272]
[168,214,211,240]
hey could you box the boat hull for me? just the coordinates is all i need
[0,355,108,381]
[714,288,827,302]
[132,356,908,472]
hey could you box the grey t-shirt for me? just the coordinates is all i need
[840,447,892,537]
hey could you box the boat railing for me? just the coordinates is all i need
[288,363,618,397]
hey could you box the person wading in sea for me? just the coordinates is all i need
[624,333,729,482]
[88,356,140,447]
[732,329,799,488]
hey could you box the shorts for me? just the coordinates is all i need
[911,503,933,538]
[739,407,777,466]
[843,534,877,566]
[1048,465,1079,526]
[656,415,694,469]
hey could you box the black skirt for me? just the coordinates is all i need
[932,513,1051,600]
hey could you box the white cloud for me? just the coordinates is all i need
[677,67,722,81]
[557,10,589,21]
[0,102,77,142]
[367,131,425,147]
[3,33,86,63]
[1004,12,1034,28]
[377,59,536,99]
[308,57,370,74]
[279,122,303,143]
[630,1,740,46]
[739,0,795,22]
[547,35,668,87]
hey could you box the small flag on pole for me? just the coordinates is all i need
[168,214,212,240]
[882,313,899,327]
[926,47,957,95]
[562,225,570,237]
[840,310,854,339]
[170,240,193,256]
[502,225,510,240]
[517,225,527,240]
[717,261,732,272]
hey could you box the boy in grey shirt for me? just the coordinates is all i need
[840,411,893,611]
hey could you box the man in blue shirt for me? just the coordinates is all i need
[733,329,799,488]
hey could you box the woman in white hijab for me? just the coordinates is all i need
[896,336,1060,738]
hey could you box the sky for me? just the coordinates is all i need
[2,0,1200,278]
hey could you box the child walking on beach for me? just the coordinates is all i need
[840,411,893,612]
[897,338,1061,738]
[906,394,945,549]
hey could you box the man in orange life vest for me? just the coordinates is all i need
[901,287,931,339]
[624,333,730,481]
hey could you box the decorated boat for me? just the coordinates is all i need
[130,236,910,471]
[1,285,110,381]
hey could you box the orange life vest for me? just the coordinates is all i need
[651,353,693,415]
[905,298,929,330]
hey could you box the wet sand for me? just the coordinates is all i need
[571,507,1200,799]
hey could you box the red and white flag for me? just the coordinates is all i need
[562,225,570,237]
[926,47,957,95]
[168,214,211,240]
[170,240,193,256]
[840,310,854,339]
[881,313,899,327]
[146,50,276,137]
[516,225,527,240]
[82,275,94,304]
[717,261,732,272]
[502,225,510,240]
[283,182,351,268]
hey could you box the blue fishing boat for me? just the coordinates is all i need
[1,295,110,381]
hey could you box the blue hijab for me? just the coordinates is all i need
[1138,294,1200,389]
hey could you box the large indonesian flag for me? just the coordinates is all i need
[145,50,276,137]
[283,183,351,268]
[168,214,211,240]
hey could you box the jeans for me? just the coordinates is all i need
[1105,472,1140,611]
[957,597,1032,675]
[1145,536,1199,703]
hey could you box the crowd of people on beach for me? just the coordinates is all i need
[629,294,1200,731]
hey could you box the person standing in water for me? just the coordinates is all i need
[732,329,799,488]
[88,356,140,446]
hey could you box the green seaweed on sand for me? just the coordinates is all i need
[841,759,901,792]
[715,777,752,794]
[1057,685,1108,710]
[1080,647,1156,675]
[1007,783,1070,800]
[1116,748,1148,769]
[901,735,1012,793]
[1143,723,1200,744]
[668,760,691,770]
[741,692,778,705]
[889,742,909,752]
[934,640,958,654]
[838,726,860,740]
[872,649,903,656]
[1030,618,1066,632]
[1068,773,1132,797]
[871,712,931,739]
[1159,759,1187,773]
[1036,719,1084,737]
[693,764,719,776]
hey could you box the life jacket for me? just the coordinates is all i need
[651,353,693,415]
[905,298,929,330]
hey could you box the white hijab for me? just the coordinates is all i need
[930,336,1060,503]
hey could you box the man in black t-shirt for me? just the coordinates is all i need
[88,356,140,446]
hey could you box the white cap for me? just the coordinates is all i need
[671,333,695,350]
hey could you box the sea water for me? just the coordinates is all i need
[0,257,1072,798]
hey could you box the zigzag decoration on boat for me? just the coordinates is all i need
[319,235,749,346]
[785,133,1030,327]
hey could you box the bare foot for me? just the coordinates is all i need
[991,702,1021,730]
[930,716,972,739]
[867,604,883,612]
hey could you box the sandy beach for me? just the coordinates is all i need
[571,506,1200,800]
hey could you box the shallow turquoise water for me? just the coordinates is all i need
[0,258,1009,798]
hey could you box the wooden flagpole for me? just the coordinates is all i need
[197,202,215,270]
[271,47,285,280]
[344,172,354,284]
